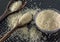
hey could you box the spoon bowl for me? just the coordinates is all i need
[0,0,27,22]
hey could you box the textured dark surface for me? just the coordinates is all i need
[0,0,60,42]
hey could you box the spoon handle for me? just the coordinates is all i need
[0,10,8,22]
[0,0,13,22]
[0,27,17,42]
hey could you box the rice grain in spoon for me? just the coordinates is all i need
[0,12,32,42]
[0,0,26,22]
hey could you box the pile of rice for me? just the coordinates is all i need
[7,9,42,42]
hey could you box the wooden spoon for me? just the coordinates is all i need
[0,0,27,22]
[0,12,32,42]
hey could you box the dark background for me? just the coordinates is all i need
[0,0,60,42]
